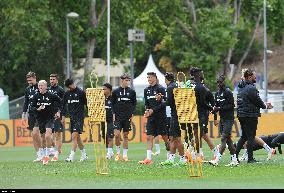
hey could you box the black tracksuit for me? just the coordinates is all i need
[62,87,87,134]
[48,85,65,132]
[23,83,39,113]
[236,80,267,162]
[214,87,235,155]
[112,86,136,132]
[23,83,38,130]
[193,81,213,134]
[112,86,137,120]
[214,87,235,121]
[144,83,167,136]
[101,96,114,143]
[48,85,65,99]
[30,91,62,133]
[166,81,181,137]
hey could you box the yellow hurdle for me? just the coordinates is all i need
[86,71,109,175]
[174,72,203,178]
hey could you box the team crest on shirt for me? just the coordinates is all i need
[75,94,77,97]
[46,97,49,101]
[127,93,129,96]
[154,91,157,95]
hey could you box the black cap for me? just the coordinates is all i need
[120,73,131,80]
[64,78,74,87]
[103,83,112,90]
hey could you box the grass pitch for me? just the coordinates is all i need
[0,141,284,189]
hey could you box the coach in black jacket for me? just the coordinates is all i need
[236,69,273,163]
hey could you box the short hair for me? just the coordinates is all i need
[217,75,226,83]
[64,78,74,87]
[147,72,157,78]
[38,80,47,85]
[50,74,59,79]
[164,72,175,82]
[103,83,112,91]
[120,73,131,80]
[26,71,36,79]
[189,67,202,76]
[244,69,255,78]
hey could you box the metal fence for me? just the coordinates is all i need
[9,96,24,119]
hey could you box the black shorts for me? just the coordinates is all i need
[36,119,54,134]
[146,116,168,136]
[101,122,114,139]
[113,119,131,133]
[165,117,171,136]
[169,116,181,138]
[27,113,37,130]
[70,117,84,134]
[52,118,63,133]
[219,119,234,136]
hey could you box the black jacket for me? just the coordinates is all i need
[193,81,213,117]
[237,80,266,118]
[166,82,178,118]
[30,91,62,121]
[112,86,137,120]
[105,96,113,122]
[144,84,166,117]
[48,85,65,99]
[23,83,38,113]
[214,87,235,120]
[62,87,87,118]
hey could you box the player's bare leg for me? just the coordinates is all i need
[122,131,129,161]
[65,132,78,162]
[32,127,43,162]
[77,134,87,162]
[114,129,121,161]
[42,128,53,165]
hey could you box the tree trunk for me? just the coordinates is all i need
[84,0,107,87]
[185,0,197,23]
[232,10,262,80]
[224,0,239,77]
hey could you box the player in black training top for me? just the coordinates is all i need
[139,72,170,165]
[189,67,218,161]
[237,132,284,161]
[48,74,65,161]
[21,71,43,162]
[160,72,187,166]
[102,83,115,159]
[62,79,88,162]
[112,74,137,161]
[30,80,62,165]
[209,75,239,167]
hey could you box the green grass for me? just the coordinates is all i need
[0,141,284,189]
